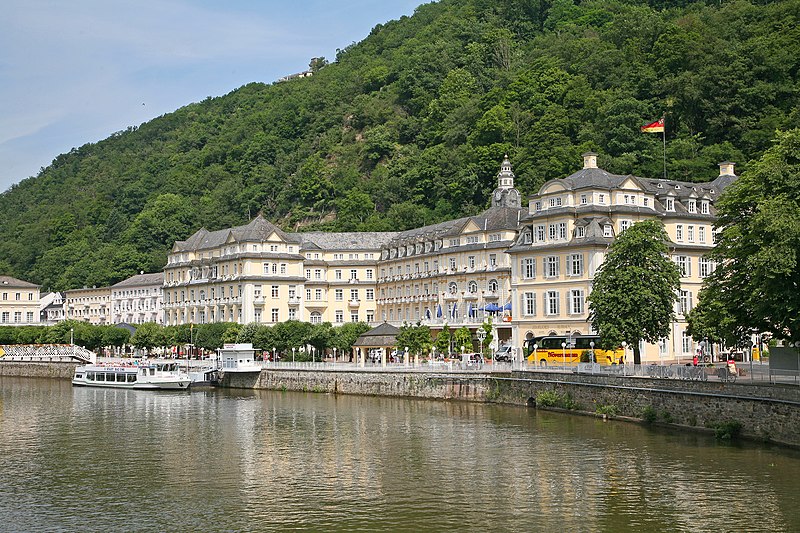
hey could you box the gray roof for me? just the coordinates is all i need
[352,322,401,348]
[295,232,399,251]
[112,272,164,288]
[173,216,300,252]
[388,206,524,245]
[0,275,39,288]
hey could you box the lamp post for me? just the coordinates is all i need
[273,347,277,363]
[589,341,595,364]
[533,343,538,368]
[292,347,295,364]
[477,328,486,362]
[621,341,627,368]
[562,342,567,370]
[333,347,337,364]
[70,328,74,346]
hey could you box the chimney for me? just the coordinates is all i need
[582,152,598,169]
[718,161,736,176]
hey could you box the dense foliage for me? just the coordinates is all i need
[692,129,800,343]
[588,219,681,364]
[1,0,798,291]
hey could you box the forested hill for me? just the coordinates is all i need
[1,0,798,292]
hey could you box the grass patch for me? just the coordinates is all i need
[595,404,618,417]
[713,420,743,440]
[641,405,658,424]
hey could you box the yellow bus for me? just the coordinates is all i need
[525,335,625,366]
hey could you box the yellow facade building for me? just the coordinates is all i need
[0,275,41,325]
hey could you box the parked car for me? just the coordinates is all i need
[495,345,513,362]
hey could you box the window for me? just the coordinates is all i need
[682,331,692,354]
[310,312,322,324]
[535,225,545,242]
[272,286,279,298]
[468,256,475,270]
[545,256,560,278]
[534,201,542,212]
[623,194,636,205]
[350,312,359,322]
[698,226,706,243]
[674,255,691,277]
[548,197,563,208]
[569,289,585,314]
[335,269,343,280]
[576,226,585,238]
[666,198,675,211]
[548,224,557,240]
[643,198,650,207]
[687,225,694,242]
[271,308,279,322]
[568,254,583,276]
[603,224,613,238]
[580,194,587,205]
[487,279,498,292]
[620,220,631,233]
[522,232,532,244]
[467,281,478,294]
[315,289,323,300]
[546,291,560,315]
[366,269,373,280]
[366,311,374,322]
[599,194,606,204]
[699,258,714,278]
[523,292,536,316]
[288,308,296,320]
[466,236,479,244]
[687,200,696,213]
[254,285,262,299]
[489,254,497,267]
[314,269,322,280]
[305,269,311,279]
[522,258,535,279]
[350,289,359,301]
[558,222,567,240]
[26,312,34,323]
[448,282,458,295]
[449,258,457,270]
[350,269,358,280]
[676,225,683,241]
[366,288,374,300]
[335,310,344,323]
[700,201,710,214]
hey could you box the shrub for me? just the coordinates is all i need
[535,390,560,407]
[714,420,743,440]
[596,404,618,416]
[641,405,658,424]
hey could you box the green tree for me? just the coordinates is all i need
[452,326,474,354]
[434,323,451,357]
[707,129,800,342]
[588,219,681,364]
[131,322,165,352]
[332,322,371,360]
[396,322,432,358]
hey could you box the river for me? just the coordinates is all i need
[0,376,798,532]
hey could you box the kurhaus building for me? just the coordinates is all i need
[162,154,736,362]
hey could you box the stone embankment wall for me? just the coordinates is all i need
[0,362,78,379]
[223,368,800,447]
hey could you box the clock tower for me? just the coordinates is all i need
[491,155,521,208]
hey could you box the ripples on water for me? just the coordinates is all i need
[0,376,798,532]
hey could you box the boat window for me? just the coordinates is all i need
[87,372,95,380]
[75,373,84,379]
[96,373,105,382]
[127,374,136,383]
[150,368,155,376]
[116,373,126,382]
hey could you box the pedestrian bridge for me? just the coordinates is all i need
[0,344,95,364]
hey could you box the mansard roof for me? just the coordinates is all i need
[111,272,164,288]
[295,232,399,251]
[387,206,524,245]
[172,216,299,252]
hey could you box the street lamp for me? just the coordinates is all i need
[70,328,74,346]
[292,347,295,364]
[621,341,627,366]
[562,342,567,370]
[589,341,595,364]
[273,347,277,363]
[533,343,538,367]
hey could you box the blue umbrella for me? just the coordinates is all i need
[484,303,501,312]
[503,302,512,311]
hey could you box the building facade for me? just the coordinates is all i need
[161,154,735,362]
[65,286,111,325]
[508,153,735,362]
[40,291,65,324]
[0,275,41,325]
[111,272,165,325]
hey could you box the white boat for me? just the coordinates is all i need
[72,362,191,390]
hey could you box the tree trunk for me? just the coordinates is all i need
[633,344,642,365]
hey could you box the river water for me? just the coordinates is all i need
[0,377,798,532]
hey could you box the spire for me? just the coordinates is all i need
[496,154,515,189]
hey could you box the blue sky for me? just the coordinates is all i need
[0,0,424,193]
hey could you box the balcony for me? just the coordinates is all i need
[288,297,301,306]
[348,299,361,307]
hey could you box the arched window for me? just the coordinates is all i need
[310,312,322,324]
[448,282,458,295]
[468,281,478,294]
[487,279,498,292]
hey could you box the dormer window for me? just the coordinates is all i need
[576,226,585,238]
[603,224,613,238]
[522,231,532,244]
[534,201,542,212]
[700,201,710,214]
[687,200,696,213]
[643,198,650,207]
[666,198,675,211]
[599,194,606,204]
[580,194,587,205]
[548,197,563,208]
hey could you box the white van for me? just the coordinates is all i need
[496,345,513,362]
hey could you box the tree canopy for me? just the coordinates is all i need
[701,128,800,342]
[2,0,799,291]
[588,219,681,364]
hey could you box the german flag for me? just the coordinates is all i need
[641,117,665,133]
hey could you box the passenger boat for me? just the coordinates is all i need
[72,362,191,390]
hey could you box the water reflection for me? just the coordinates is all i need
[0,377,797,532]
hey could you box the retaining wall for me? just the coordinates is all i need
[0,362,79,379]
[223,368,800,447]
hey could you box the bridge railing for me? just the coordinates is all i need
[0,344,95,364]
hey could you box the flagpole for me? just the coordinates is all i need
[662,120,667,180]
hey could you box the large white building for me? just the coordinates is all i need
[111,272,164,325]
[160,154,736,362]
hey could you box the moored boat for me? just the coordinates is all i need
[72,362,191,390]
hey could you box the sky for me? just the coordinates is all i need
[0,0,425,193]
